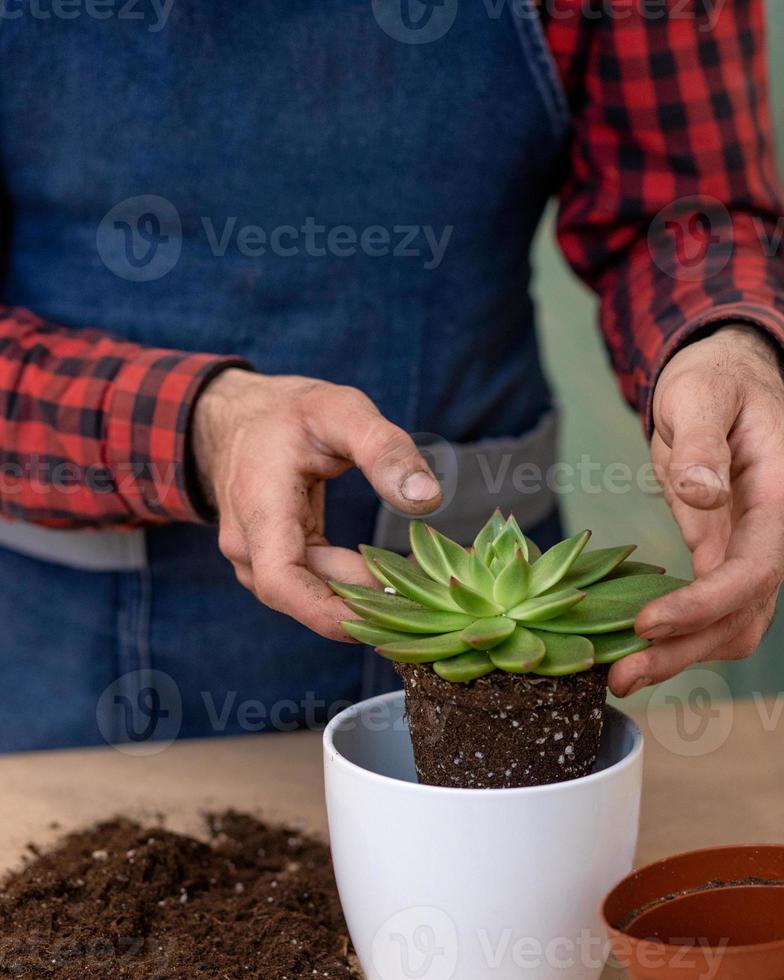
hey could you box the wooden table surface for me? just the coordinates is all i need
[1,698,781,977]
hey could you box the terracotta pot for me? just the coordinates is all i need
[601,845,784,980]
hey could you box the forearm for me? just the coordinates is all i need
[0,305,248,528]
[552,0,784,429]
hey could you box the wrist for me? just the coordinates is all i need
[695,322,783,376]
[192,367,257,510]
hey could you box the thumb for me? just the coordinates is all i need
[311,387,443,514]
[667,414,732,511]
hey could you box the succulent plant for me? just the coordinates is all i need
[330,510,687,683]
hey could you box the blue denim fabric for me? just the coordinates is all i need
[0,2,568,749]
[0,510,563,751]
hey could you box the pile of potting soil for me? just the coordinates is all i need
[0,811,359,979]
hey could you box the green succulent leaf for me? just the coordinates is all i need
[491,525,519,565]
[488,626,546,673]
[434,650,495,683]
[528,530,592,597]
[504,515,528,556]
[343,597,473,634]
[528,630,595,676]
[449,577,503,617]
[507,587,586,623]
[330,581,415,605]
[590,630,651,665]
[409,521,451,585]
[428,529,472,582]
[367,551,463,613]
[603,560,666,580]
[465,551,497,600]
[532,575,687,634]
[359,545,409,588]
[341,516,691,682]
[489,555,506,576]
[583,574,688,602]
[376,630,472,663]
[532,598,639,634]
[341,620,413,647]
[461,616,516,650]
[523,535,542,562]
[493,547,532,608]
[556,545,636,590]
[473,508,506,564]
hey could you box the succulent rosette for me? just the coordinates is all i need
[331,510,687,682]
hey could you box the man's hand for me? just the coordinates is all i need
[192,370,442,640]
[610,325,784,697]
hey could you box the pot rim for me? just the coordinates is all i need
[601,843,784,956]
[323,689,642,797]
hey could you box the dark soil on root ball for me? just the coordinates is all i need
[397,663,609,789]
[0,811,358,980]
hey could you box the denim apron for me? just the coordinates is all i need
[0,1,568,750]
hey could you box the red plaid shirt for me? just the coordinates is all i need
[1,0,782,527]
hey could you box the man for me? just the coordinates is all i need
[0,0,782,750]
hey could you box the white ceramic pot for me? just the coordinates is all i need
[323,689,642,980]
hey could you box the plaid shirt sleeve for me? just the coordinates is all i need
[0,305,249,527]
[3,1,780,528]
[545,0,784,432]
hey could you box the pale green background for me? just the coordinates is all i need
[533,0,783,701]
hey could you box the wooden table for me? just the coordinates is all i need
[1,698,781,977]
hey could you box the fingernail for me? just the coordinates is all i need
[681,465,727,492]
[402,471,441,502]
[624,676,653,698]
[641,623,675,640]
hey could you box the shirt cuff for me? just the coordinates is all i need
[105,349,252,523]
[642,299,784,438]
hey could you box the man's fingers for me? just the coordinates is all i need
[636,495,784,637]
[610,600,773,696]
[690,514,731,577]
[667,491,730,566]
[306,545,380,588]
[668,420,732,510]
[654,365,739,511]
[635,559,771,638]
[308,481,327,540]
[235,486,357,642]
[652,434,730,575]
[234,542,378,638]
[306,386,443,514]
[255,562,356,641]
